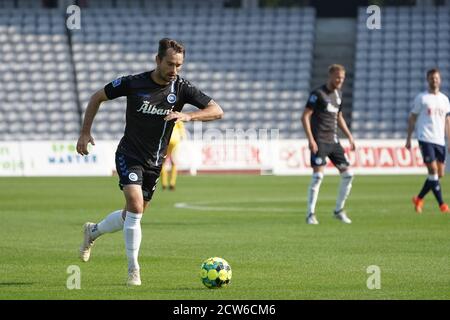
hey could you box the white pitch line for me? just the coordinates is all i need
[174,202,299,212]
[174,194,406,213]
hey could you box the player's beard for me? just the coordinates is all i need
[334,81,343,90]
[429,83,439,93]
[166,73,176,81]
[162,71,176,83]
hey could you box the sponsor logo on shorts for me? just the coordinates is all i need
[128,173,138,182]
[336,163,348,170]
[315,157,323,165]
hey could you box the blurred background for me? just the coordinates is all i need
[0,0,449,175]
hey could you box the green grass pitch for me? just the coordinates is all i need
[1,175,450,299]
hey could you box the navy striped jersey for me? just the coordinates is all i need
[104,71,211,167]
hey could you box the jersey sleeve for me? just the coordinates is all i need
[446,96,450,116]
[179,80,212,109]
[305,92,319,110]
[104,75,132,100]
[338,96,343,113]
[410,94,422,114]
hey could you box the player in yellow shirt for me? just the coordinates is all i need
[161,120,187,190]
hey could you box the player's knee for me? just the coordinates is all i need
[311,172,324,189]
[438,172,445,179]
[127,200,144,214]
[426,162,438,174]
[312,171,324,181]
[341,170,354,181]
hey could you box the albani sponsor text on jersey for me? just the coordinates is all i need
[137,101,173,116]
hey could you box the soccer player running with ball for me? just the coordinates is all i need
[406,68,450,214]
[301,64,355,225]
[76,38,223,286]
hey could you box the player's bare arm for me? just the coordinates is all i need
[405,113,418,150]
[446,115,450,153]
[76,88,109,155]
[301,107,318,154]
[337,112,355,150]
[164,99,223,122]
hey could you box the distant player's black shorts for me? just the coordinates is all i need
[418,140,446,163]
[115,152,161,202]
[311,142,349,169]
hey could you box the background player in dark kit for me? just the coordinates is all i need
[301,64,355,225]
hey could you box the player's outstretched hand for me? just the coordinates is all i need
[76,133,95,155]
[164,111,192,122]
[349,138,356,151]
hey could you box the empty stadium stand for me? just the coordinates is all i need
[2,0,450,143]
[70,5,315,139]
[0,8,79,140]
[353,6,450,139]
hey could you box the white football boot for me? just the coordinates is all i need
[127,269,141,286]
[79,222,96,262]
[306,213,319,225]
[334,210,352,224]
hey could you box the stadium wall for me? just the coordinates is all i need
[0,140,432,176]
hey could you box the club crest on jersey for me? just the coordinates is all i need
[309,94,318,103]
[167,93,177,104]
[112,78,122,87]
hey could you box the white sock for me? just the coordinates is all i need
[307,172,323,215]
[123,211,142,272]
[335,171,354,213]
[91,210,125,239]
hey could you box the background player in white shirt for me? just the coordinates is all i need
[406,68,450,213]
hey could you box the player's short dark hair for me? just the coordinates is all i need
[427,68,440,78]
[157,38,185,59]
[328,64,346,74]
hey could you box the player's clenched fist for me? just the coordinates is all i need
[164,111,192,122]
[308,139,318,154]
[76,133,95,155]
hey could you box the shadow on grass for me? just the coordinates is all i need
[100,283,206,291]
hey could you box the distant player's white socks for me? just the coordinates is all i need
[91,210,125,239]
[335,171,354,212]
[307,172,323,215]
[123,211,142,271]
